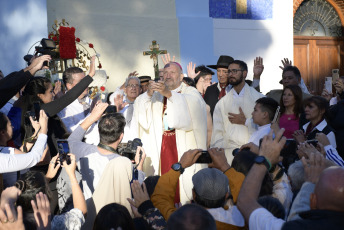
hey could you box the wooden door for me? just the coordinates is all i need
[294,36,344,95]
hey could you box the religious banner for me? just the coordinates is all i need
[209,0,273,20]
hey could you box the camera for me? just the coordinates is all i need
[119,138,142,161]
[35,38,59,60]
[195,151,212,164]
[57,139,71,165]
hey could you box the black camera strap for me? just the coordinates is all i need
[97,143,117,153]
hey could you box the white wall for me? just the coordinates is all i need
[47,0,293,93]
[213,0,293,94]
[47,0,180,91]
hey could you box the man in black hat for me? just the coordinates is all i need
[204,55,234,117]
[138,75,152,94]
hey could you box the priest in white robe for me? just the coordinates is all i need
[133,62,207,204]
[211,60,264,163]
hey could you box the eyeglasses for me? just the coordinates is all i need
[228,69,243,74]
[128,84,140,89]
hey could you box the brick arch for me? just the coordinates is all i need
[293,0,344,27]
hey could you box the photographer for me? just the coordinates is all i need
[66,102,146,202]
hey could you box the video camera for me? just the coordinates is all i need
[118,138,142,161]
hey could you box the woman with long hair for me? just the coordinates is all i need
[8,56,96,157]
[278,85,303,139]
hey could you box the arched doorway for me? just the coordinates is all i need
[293,0,344,94]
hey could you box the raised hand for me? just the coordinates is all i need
[259,128,286,165]
[134,146,146,171]
[179,149,202,169]
[128,71,139,77]
[31,193,51,230]
[53,81,62,97]
[321,88,333,101]
[25,55,52,75]
[89,55,97,77]
[334,78,344,94]
[38,110,49,135]
[88,102,108,123]
[253,57,264,79]
[161,53,175,66]
[292,130,306,144]
[187,62,200,79]
[0,205,25,230]
[301,151,327,184]
[114,94,128,111]
[208,148,231,172]
[279,58,292,70]
[46,154,61,181]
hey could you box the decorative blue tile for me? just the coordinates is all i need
[209,0,273,20]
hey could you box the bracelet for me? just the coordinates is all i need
[265,158,272,171]
[223,167,231,174]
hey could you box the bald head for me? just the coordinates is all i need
[312,167,344,211]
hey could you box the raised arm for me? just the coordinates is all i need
[41,56,96,117]
[0,55,51,108]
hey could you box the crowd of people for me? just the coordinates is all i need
[0,52,344,230]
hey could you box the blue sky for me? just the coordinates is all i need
[0,0,47,76]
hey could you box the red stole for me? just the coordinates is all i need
[160,96,180,203]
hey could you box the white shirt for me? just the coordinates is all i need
[0,134,47,173]
[58,97,92,133]
[302,119,337,148]
[249,208,285,230]
[248,124,271,146]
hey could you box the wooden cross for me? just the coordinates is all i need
[143,40,167,80]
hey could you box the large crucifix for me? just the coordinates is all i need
[143,40,167,80]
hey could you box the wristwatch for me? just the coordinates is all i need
[254,156,271,171]
[171,163,185,174]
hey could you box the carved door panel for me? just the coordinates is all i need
[294,36,344,94]
[293,0,343,95]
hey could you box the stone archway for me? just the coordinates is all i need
[293,0,344,94]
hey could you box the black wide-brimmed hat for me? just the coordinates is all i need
[138,75,152,83]
[207,55,234,70]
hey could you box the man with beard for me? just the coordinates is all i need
[133,62,207,204]
[211,60,264,163]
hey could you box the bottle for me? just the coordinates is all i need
[99,85,108,102]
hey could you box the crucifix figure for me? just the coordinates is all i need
[143,40,167,80]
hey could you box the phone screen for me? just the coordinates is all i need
[57,140,70,154]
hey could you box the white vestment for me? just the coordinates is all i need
[211,83,264,163]
[133,82,207,203]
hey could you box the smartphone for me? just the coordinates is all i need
[33,101,40,121]
[325,77,332,94]
[57,139,70,154]
[332,69,339,82]
[272,106,280,123]
[195,151,212,164]
[306,139,318,147]
[154,78,160,82]
[56,139,71,164]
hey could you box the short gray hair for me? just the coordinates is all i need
[288,160,305,191]
[125,76,140,87]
